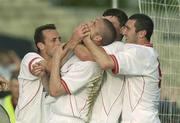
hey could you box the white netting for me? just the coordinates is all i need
[138,0,180,123]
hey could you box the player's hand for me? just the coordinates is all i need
[0,76,9,91]
[73,23,90,42]
[32,61,46,77]
[82,29,91,43]
[53,43,67,61]
[68,23,90,50]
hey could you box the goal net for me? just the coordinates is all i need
[138,0,180,123]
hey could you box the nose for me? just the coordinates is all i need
[56,39,61,45]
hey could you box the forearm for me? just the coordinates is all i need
[83,39,114,70]
[55,41,73,67]
[41,71,50,92]
[74,44,94,61]
[49,57,65,97]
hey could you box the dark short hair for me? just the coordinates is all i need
[103,8,128,27]
[129,14,154,40]
[34,24,56,52]
[101,18,116,46]
[103,8,128,40]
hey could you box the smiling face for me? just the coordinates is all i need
[123,19,138,44]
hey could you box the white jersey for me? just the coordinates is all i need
[15,52,46,123]
[90,41,125,123]
[48,54,103,123]
[110,43,161,123]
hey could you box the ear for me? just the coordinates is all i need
[37,42,45,51]
[137,30,147,39]
[93,35,102,46]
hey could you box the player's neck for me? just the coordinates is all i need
[137,38,150,46]
[40,52,50,60]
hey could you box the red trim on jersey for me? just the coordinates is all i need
[28,57,41,74]
[101,76,125,116]
[127,76,145,112]
[157,59,162,88]
[79,98,87,115]
[101,47,107,53]
[17,79,41,115]
[144,42,153,47]
[61,79,71,95]
[101,90,108,116]
[109,55,119,74]
[69,96,75,116]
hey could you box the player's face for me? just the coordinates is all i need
[87,18,104,45]
[123,19,138,44]
[42,29,62,57]
[103,16,121,40]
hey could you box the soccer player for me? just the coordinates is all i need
[81,13,161,123]
[90,9,128,123]
[30,18,116,123]
[74,8,128,123]
[15,24,62,123]
[46,18,116,123]
[15,23,90,123]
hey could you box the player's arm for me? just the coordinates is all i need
[74,44,94,61]
[64,23,93,61]
[57,25,89,67]
[32,60,51,91]
[82,35,115,70]
[48,44,69,97]
[31,60,47,77]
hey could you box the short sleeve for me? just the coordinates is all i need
[18,52,44,80]
[110,47,149,75]
[102,41,124,54]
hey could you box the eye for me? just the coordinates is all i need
[52,38,56,42]
[58,37,61,42]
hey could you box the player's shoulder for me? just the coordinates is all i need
[125,43,158,59]
[23,52,41,58]
[21,52,43,64]
[103,41,124,48]
[103,41,125,54]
